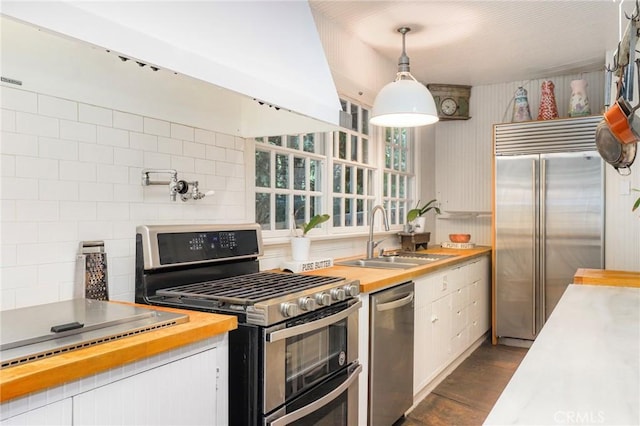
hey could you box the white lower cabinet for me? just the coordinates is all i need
[1,336,228,426]
[73,348,219,425]
[413,255,490,398]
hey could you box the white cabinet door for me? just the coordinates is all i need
[73,348,219,426]
[1,399,72,426]
[413,274,435,394]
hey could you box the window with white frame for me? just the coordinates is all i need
[253,97,416,237]
[382,127,414,226]
[254,134,326,235]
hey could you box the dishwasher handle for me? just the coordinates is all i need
[376,292,414,312]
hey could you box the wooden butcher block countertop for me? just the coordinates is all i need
[574,268,640,287]
[0,303,237,403]
[307,246,492,293]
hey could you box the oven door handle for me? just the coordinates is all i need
[266,300,362,343]
[268,364,362,426]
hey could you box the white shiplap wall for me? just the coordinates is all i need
[434,71,606,246]
[432,71,639,272]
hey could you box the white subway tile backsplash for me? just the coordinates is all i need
[78,221,113,240]
[130,132,158,151]
[2,108,17,131]
[38,95,77,120]
[216,161,243,177]
[79,143,114,165]
[15,285,60,308]
[16,112,59,137]
[215,133,235,149]
[183,141,206,158]
[194,128,215,145]
[143,117,170,137]
[39,137,79,160]
[60,120,97,143]
[37,262,75,285]
[1,86,37,112]
[2,87,250,310]
[59,160,97,182]
[97,164,129,184]
[38,222,78,243]
[195,158,215,174]
[234,136,245,150]
[16,156,59,179]
[157,136,183,155]
[78,182,114,201]
[1,222,38,244]
[105,238,131,258]
[96,202,130,221]
[113,184,143,202]
[2,200,16,221]
[79,104,112,126]
[226,149,244,164]
[2,154,16,176]
[15,200,59,221]
[1,265,38,289]
[171,156,195,173]
[171,123,194,141]
[59,201,97,221]
[143,151,171,169]
[1,131,38,156]
[97,126,129,148]
[39,180,79,201]
[113,111,143,132]
[114,147,143,167]
[16,242,76,265]
[2,177,39,200]
[206,145,225,160]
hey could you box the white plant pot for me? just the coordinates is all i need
[291,237,311,261]
[412,217,427,233]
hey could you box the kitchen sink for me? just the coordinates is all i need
[335,253,455,270]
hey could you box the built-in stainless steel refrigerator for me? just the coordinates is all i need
[494,116,604,344]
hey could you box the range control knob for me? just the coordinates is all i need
[331,288,346,302]
[299,296,316,311]
[280,302,298,318]
[344,283,360,297]
[315,292,332,306]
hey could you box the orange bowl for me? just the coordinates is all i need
[449,234,471,243]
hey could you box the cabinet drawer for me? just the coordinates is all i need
[453,306,467,335]
[452,286,468,311]
[451,327,468,358]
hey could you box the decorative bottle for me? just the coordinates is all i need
[537,80,559,120]
[568,79,591,117]
[512,87,532,122]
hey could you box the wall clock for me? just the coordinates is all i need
[427,84,472,120]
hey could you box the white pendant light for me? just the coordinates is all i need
[370,27,439,127]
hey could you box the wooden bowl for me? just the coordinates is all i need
[449,234,471,243]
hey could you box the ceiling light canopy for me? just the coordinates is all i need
[370,27,439,128]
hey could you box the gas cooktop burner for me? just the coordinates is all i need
[157,272,343,305]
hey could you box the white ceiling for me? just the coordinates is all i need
[309,0,637,87]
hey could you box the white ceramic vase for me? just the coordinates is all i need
[291,237,311,261]
[412,217,427,233]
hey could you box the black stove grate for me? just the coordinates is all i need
[156,272,343,305]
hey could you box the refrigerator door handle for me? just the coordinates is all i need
[532,159,537,337]
[540,159,547,323]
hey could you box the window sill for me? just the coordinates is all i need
[262,230,401,247]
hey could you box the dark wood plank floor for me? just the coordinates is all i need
[398,339,528,426]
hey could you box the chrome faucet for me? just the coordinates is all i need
[367,205,390,259]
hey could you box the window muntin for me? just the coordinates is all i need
[253,98,415,237]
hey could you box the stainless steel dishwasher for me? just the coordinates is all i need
[369,281,415,426]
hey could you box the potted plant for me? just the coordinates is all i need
[633,188,640,215]
[406,199,441,233]
[291,211,330,261]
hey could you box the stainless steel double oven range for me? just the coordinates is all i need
[135,224,361,425]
